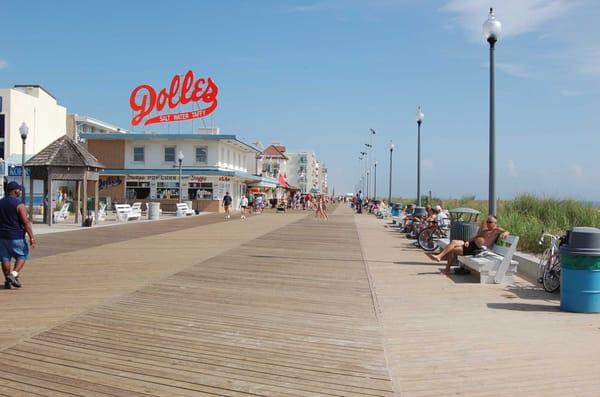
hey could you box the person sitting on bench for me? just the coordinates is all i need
[430,215,509,275]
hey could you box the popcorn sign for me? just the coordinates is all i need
[129,70,219,126]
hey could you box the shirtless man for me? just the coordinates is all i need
[430,215,509,274]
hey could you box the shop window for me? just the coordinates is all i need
[133,146,145,162]
[189,182,213,200]
[164,146,176,162]
[157,180,179,199]
[0,115,5,138]
[195,146,208,164]
[125,181,150,200]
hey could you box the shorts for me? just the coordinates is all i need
[0,239,29,262]
[241,206,247,209]
[462,241,481,256]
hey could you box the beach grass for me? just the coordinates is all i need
[390,194,600,253]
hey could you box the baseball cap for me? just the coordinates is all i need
[6,181,22,192]
[435,205,442,211]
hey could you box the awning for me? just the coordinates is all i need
[248,180,277,188]
[277,174,290,188]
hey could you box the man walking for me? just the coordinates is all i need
[1,182,36,289]
[222,191,232,219]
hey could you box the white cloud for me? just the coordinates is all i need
[423,159,434,170]
[559,89,584,96]
[442,0,577,41]
[507,159,519,177]
[0,59,7,70]
[288,2,335,13]
[570,164,584,179]
[496,62,533,78]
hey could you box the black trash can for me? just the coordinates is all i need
[448,208,480,241]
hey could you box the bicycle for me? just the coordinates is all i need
[536,231,565,293]
[417,219,450,251]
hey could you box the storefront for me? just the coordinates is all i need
[99,170,275,213]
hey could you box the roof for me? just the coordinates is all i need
[25,135,104,169]
[261,144,288,160]
[13,84,57,100]
[79,132,260,153]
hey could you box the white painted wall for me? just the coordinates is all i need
[0,86,67,160]
[123,139,251,172]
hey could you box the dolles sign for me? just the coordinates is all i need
[129,70,218,126]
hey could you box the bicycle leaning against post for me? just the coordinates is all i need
[536,231,566,293]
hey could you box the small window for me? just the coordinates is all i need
[133,146,145,162]
[195,146,208,163]
[164,146,175,162]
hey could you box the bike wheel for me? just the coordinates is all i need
[542,256,561,293]
[418,229,438,251]
[537,248,552,284]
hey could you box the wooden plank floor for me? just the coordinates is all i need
[355,207,600,397]
[0,210,394,396]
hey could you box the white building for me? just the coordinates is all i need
[287,151,320,194]
[0,85,67,196]
[82,129,277,212]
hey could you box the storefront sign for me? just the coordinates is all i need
[218,177,231,182]
[8,166,31,177]
[129,70,219,126]
[99,176,122,190]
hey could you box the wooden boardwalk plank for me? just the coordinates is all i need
[0,210,394,396]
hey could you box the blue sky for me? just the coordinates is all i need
[1,0,599,199]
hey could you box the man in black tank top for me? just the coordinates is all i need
[0,182,36,289]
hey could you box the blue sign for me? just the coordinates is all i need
[0,96,3,112]
[8,166,31,177]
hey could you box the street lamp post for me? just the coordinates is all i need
[388,142,394,204]
[19,122,29,201]
[483,7,501,216]
[360,151,367,194]
[178,151,184,204]
[373,161,378,200]
[416,107,424,206]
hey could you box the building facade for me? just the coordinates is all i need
[82,131,276,212]
[0,85,67,197]
[287,151,321,194]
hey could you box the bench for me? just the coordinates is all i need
[114,204,141,222]
[53,202,70,222]
[442,235,519,284]
[176,203,194,217]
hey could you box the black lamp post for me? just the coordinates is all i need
[388,142,394,204]
[19,122,29,201]
[373,161,378,200]
[178,151,184,204]
[483,8,502,216]
[416,107,424,206]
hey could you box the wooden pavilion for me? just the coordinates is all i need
[25,135,105,226]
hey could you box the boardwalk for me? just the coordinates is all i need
[0,209,393,396]
[2,206,600,396]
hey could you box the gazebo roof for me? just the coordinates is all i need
[25,135,104,169]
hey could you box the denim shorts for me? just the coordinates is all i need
[0,239,30,262]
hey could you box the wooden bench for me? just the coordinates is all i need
[114,204,141,222]
[175,203,194,217]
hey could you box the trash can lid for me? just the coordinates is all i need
[560,227,600,256]
[448,207,481,214]
[412,207,427,216]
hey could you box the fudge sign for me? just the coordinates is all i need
[129,70,219,126]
